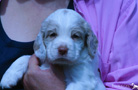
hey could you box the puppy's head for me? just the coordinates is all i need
[34,9,98,65]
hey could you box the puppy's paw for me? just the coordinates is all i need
[66,82,84,90]
[0,55,30,89]
[0,70,19,89]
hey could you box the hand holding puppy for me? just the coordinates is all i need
[23,54,65,90]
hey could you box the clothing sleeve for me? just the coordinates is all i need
[74,0,138,89]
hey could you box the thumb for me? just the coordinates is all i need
[28,54,40,70]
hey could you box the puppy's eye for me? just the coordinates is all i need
[48,32,57,38]
[72,34,81,40]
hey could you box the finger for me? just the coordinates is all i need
[28,54,40,70]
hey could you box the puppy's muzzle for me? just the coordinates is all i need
[58,45,68,55]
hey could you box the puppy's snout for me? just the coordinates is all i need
[58,45,68,55]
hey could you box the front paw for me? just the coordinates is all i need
[66,82,85,90]
[0,70,20,89]
[66,81,97,90]
[0,55,30,89]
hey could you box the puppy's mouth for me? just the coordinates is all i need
[52,58,73,65]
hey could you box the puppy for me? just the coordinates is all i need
[0,9,105,90]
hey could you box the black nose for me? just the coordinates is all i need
[58,46,68,55]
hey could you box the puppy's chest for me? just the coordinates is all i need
[63,65,84,84]
[63,60,94,84]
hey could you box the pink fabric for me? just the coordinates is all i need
[74,0,138,89]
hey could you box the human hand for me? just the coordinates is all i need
[23,54,65,90]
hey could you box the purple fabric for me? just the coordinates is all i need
[74,0,138,89]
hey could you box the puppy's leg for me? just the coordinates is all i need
[66,82,85,90]
[0,55,31,89]
[66,80,97,90]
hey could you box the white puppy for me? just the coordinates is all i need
[0,9,105,90]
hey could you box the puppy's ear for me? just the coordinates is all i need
[85,23,98,59]
[33,29,46,63]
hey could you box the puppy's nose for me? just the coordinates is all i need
[58,46,68,55]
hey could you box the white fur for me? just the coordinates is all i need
[0,9,105,90]
[0,55,30,88]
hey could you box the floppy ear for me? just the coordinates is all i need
[33,28,46,63]
[85,23,98,59]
